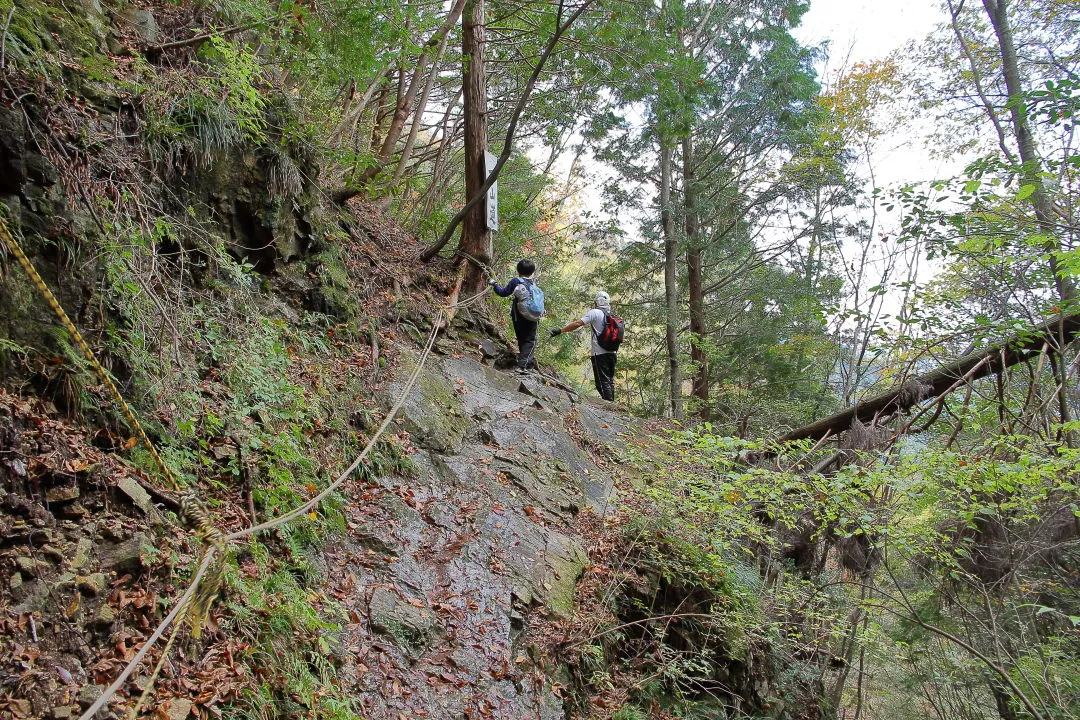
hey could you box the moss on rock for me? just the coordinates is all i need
[385,353,467,453]
[0,0,107,75]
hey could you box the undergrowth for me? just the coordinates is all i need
[548,429,857,719]
[2,195,402,719]
[86,211,393,719]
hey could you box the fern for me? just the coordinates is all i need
[263,145,304,199]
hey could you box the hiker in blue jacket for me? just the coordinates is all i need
[489,259,540,374]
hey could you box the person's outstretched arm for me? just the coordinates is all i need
[549,319,585,337]
[489,277,522,297]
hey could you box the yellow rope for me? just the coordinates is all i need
[0,221,178,487]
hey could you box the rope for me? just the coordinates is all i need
[453,285,492,309]
[225,307,445,541]
[82,306,449,716]
[0,222,178,488]
[1,215,227,628]
[77,549,217,720]
[453,248,495,279]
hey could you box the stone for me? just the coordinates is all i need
[45,484,80,503]
[116,476,153,513]
[0,108,27,194]
[11,579,49,614]
[102,533,154,573]
[530,533,588,617]
[442,356,532,417]
[15,556,37,577]
[165,697,192,720]
[25,153,58,185]
[116,8,158,44]
[368,587,440,658]
[210,444,237,461]
[42,545,66,563]
[77,573,107,597]
[51,706,74,720]
[88,603,115,629]
[70,538,93,570]
[106,35,127,56]
[9,571,22,590]
[473,406,496,423]
[383,355,467,454]
[74,0,104,16]
[76,685,102,709]
[55,501,88,519]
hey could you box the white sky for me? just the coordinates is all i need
[554,0,960,275]
[787,1,957,319]
[793,0,944,62]
[792,0,956,186]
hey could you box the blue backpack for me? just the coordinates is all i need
[513,278,545,321]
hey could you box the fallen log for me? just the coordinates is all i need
[778,311,1080,443]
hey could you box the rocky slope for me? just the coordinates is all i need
[325,357,633,719]
[0,336,644,720]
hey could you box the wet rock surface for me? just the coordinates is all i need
[330,354,638,719]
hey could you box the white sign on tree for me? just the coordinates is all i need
[484,150,499,231]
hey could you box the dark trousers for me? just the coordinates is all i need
[590,352,616,401]
[512,312,538,369]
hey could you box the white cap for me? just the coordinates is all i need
[594,291,611,309]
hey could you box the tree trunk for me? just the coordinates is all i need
[683,134,708,418]
[459,0,492,294]
[331,1,466,204]
[371,66,401,155]
[779,311,1080,443]
[421,0,595,261]
[370,0,467,187]
[991,681,1020,720]
[661,138,684,419]
[982,0,1077,303]
[342,76,391,191]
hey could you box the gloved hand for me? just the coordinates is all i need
[487,278,497,286]
[549,328,562,338]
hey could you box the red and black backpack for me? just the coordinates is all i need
[596,311,625,351]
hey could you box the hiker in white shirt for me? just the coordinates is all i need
[549,291,617,401]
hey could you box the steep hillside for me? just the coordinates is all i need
[12,4,1075,720]
[0,4,800,720]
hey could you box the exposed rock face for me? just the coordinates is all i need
[332,355,633,719]
[115,8,159,44]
